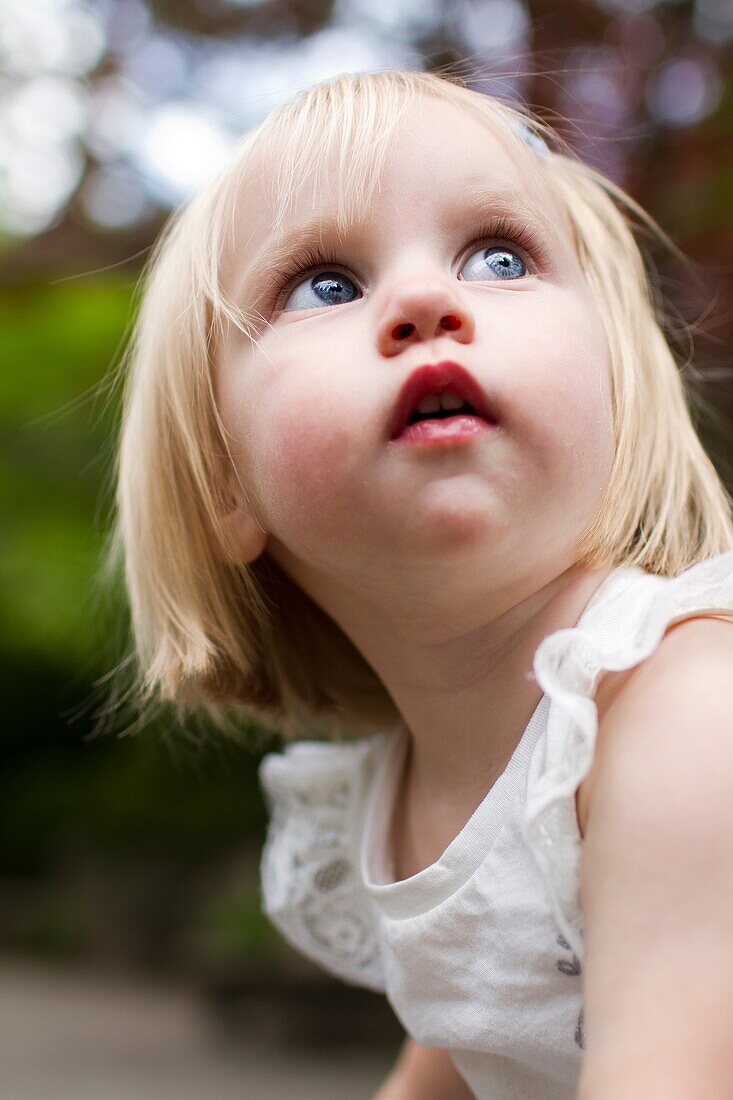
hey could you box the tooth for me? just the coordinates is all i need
[415,393,441,414]
[440,391,464,410]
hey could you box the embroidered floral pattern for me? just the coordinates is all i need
[259,737,387,991]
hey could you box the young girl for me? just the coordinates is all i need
[111,69,733,1099]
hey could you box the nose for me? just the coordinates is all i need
[377,277,476,357]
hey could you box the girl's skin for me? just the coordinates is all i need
[215,94,733,1096]
[372,1036,476,1099]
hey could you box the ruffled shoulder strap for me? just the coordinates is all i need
[523,550,733,960]
[258,733,389,991]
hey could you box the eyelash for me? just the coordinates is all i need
[270,244,344,307]
[463,216,549,275]
[268,215,549,309]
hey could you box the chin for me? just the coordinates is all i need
[408,486,509,557]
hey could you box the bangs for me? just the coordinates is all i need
[254,70,553,240]
[260,74,418,240]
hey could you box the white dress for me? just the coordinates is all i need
[258,551,733,1100]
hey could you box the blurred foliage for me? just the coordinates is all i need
[195,889,279,966]
[0,276,272,975]
[0,280,129,664]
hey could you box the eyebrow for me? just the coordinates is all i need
[455,185,553,229]
[237,186,557,299]
[237,215,358,303]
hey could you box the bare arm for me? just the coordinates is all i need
[373,1037,475,1099]
[577,617,733,1098]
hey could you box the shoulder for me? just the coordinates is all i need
[576,612,733,839]
[576,614,733,1088]
[523,558,733,960]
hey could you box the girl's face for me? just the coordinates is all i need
[216,96,615,625]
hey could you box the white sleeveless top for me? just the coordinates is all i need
[258,552,733,1100]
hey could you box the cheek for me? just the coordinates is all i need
[217,336,370,556]
[251,384,363,548]
[511,297,614,491]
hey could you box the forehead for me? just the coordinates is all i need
[225,94,570,298]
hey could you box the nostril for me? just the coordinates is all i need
[440,315,462,331]
[392,322,415,340]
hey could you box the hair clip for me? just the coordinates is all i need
[512,118,552,160]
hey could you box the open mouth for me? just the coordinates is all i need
[406,392,477,425]
[389,362,499,445]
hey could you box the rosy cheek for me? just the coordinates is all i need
[510,304,613,483]
[254,392,358,539]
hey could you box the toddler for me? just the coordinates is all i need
[111,70,733,1099]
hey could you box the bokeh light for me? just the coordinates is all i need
[136,102,234,204]
[333,0,445,39]
[646,53,723,126]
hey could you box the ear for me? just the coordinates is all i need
[217,481,268,565]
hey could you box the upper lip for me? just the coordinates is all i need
[388,361,497,440]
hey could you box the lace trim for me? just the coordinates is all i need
[259,735,388,992]
[522,550,733,960]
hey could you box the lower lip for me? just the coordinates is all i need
[393,415,495,446]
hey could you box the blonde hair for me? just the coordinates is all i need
[105,68,733,743]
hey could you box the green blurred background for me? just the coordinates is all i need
[0,0,732,1091]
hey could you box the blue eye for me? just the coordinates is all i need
[460,245,527,282]
[282,269,361,312]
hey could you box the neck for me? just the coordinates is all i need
[380,563,612,814]
[269,547,614,814]
[343,567,603,809]
[370,561,613,877]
